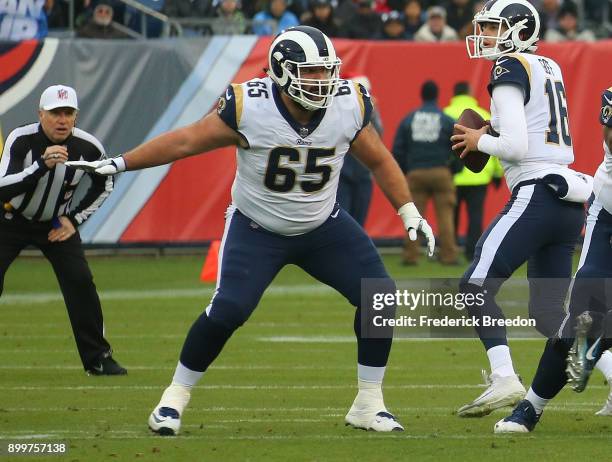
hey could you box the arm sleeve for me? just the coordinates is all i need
[477,85,528,162]
[66,148,113,227]
[355,83,373,129]
[0,132,49,202]
[487,56,531,104]
[217,84,243,132]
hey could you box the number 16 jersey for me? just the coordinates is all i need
[217,77,372,236]
[488,53,575,190]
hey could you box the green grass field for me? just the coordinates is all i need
[1,253,611,461]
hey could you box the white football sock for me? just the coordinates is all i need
[487,345,516,377]
[357,364,386,384]
[595,350,612,380]
[172,361,204,387]
[525,387,549,416]
[158,384,191,415]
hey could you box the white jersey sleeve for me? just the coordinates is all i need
[216,77,372,235]
[486,53,575,191]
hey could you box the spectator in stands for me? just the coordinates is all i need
[340,0,383,39]
[402,0,424,39]
[443,81,503,262]
[163,0,213,17]
[77,1,132,38]
[251,0,299,35]
[241,0,263,18]
[414,5,458,41]
[444,0,473,39]
[45,0,68,29]
[334,0,357,27]
[544,1,596,42]
[301,0,341,37]
[379,10,408,39]
[538,0,561,37]
[393,80,458,265]
[210,0,246,34]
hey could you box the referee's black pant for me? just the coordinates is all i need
[0,213,111,369]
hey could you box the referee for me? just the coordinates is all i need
[0,85,126,375]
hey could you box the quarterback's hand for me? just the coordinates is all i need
[65,157,126,175]
[451,124,488,159]
[398,202,435,257]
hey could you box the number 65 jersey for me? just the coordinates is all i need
[217,77,372,236]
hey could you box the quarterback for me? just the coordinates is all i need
[450,0,609,418]
[495,88,612,433]
[67,26,435,435]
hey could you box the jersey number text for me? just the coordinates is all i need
[264,147,335,193]
[544,79,572,146]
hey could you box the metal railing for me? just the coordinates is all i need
[59,0,277,38]
[118,0,180,38]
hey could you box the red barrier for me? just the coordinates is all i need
[122,39,612,242]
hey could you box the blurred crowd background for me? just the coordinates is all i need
[2,0,610,41]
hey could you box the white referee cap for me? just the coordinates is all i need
[39,85,79,111]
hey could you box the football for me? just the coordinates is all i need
[453,108,491,173]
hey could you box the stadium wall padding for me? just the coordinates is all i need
[1,38,611,243]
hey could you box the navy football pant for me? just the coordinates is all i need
[180,205,394,373]
[460,182,584,349]
[337,176,373,226]
[531,197,612,399]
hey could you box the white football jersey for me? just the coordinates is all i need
[217,77,372,235]
[488,53,574,189]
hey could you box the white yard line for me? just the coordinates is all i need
[1,432,611,441]
[1,404,604,413]
[0,285,335,305]
[1,384,608,391]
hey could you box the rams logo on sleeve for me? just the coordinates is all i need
[493,65,510,80]
[217,95,227,114]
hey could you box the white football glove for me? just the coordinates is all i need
[65,156,126,176]
[398,202,435,257]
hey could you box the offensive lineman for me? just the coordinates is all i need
[495,88,612,432]
[67,26,435,435]
[450,0,611,417]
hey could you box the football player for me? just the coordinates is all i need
[494,88,612,432]
[450,0,600,417]
[67,26,435,435]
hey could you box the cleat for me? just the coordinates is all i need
[566,312,599,392]
[345,388,404,432]
[149,407,181,436]
[86,352,127,376]
[595,378,612,416]
[148,384,191,436]
[458,370,525,417]
[494,399,540,433]
[345,410,404,432]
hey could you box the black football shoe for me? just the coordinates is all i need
[86,352,127,376]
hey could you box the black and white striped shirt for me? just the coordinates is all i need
[0,123,113,226]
